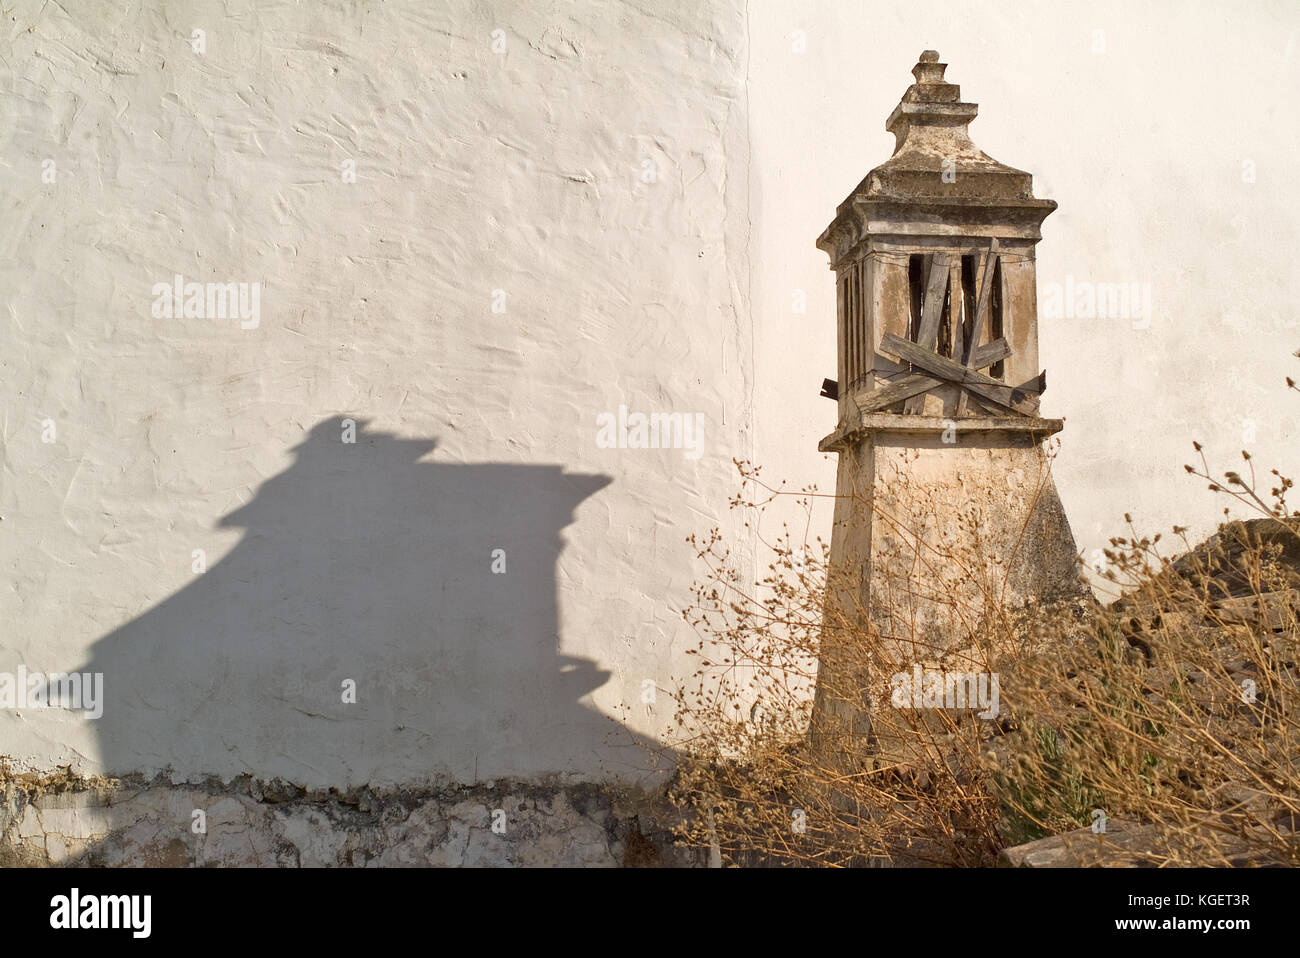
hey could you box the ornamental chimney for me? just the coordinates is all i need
[814,52,1085,746]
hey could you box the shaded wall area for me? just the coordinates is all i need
[80,419,657,787]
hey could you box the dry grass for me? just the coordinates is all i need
[665,355,1300,867]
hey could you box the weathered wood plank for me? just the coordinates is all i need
[956,239,1001,416]
[903,253,954,414]
[967,337,1010,370]
[855,373,942,414]
[949,258,964,363]
[915,253,951,351]
[880,333,1041,415]
[964,238,1000,365]
[1020,370,1046,396]
[882,334,1038,393]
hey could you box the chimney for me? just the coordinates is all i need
[813,51,1086,751]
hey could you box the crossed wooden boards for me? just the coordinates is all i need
[864,239,1045,418]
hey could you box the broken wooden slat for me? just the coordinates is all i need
[948,257,964,363]
[1019,370,1046,396]
[855,373,943,414]
[967,337,1010,370]
[884,333,1042,399]
[969,378,1042,416]
[880,333,1041,415]
[963,239,1000,366]
[956,239,1001,416]
[903,253,954,414]
[883,334,1012,391]
[915,253,951,350]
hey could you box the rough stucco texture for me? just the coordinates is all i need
[0,0,752,787]
[0,771,698,868]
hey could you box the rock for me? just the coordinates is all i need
[999,816,1295,867]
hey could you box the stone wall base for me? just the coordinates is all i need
[0,766,698,868]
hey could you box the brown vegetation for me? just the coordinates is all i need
[666,356,1300,867]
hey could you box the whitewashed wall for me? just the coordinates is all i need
[3,0,1298,789]
[0,0,751,787]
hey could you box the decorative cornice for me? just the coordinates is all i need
[818,414,1064,453]
[818,51,1055,268]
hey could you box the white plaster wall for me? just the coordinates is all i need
[4,0,1298,789]
[0,0,751,786]
[747,0,1300,588]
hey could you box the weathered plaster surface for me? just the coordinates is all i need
[0,768,697,867]
[0,0,752,789]
[867,438,1085,624]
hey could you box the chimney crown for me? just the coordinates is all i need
[817,51,1056,265]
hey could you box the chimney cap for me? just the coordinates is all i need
[816,53,1056,262]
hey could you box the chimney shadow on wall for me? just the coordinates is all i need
[79,416,659,788]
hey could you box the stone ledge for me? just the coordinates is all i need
[819,414,1064,452]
